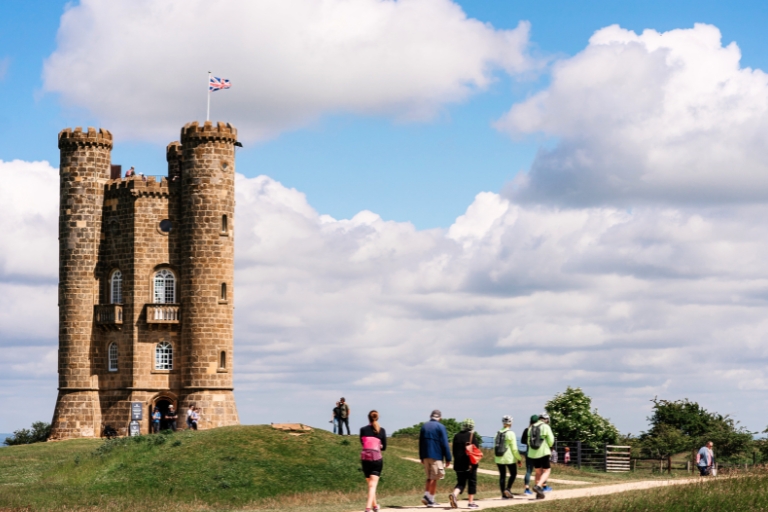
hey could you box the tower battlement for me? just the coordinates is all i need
[180,121,238,144]
[58,127,113,150]
[51,121,239,440]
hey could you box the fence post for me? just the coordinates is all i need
[577,441,582,470]
[603,443,607,472]
[667,455,672,475]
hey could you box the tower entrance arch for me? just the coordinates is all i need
[150,394,177,431]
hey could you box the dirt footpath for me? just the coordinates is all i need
[377,477,701,511]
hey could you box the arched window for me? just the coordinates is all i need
[155,341,173,370]
[221,214,228,233]
[153,269,175,304]
[220,283,227,301]
[219,350,227,369]
[108,342,118,372]
[111,270,123,304]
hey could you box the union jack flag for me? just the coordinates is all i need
[209,76,231,92]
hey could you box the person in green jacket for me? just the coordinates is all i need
[526,413,555,500]
[494,415,522,499]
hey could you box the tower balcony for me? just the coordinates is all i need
[146,304,181,325]
[95,304,123,330]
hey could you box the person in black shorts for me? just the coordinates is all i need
[360,410,386,512]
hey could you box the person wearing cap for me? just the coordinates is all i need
[495,415,522,499]
[448,418,482,509]
[419,409,452,507]
[527,413,555,499]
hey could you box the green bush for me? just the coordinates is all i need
[3,421,51,446]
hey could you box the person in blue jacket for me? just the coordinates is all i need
[419,409,452,507]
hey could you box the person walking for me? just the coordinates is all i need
[494,415,522,499]
[360,410,387,512]
[330,401,341,434]
[419,409,452,507]
[526,413,555,499]
[338,398,351,436]
[520,417,535,496]
[448,418,481,509]
[696,441,715,476]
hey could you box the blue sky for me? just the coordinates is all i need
[4,0,768,436]
[2,0,767,228]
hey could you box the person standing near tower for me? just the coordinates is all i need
[338,398,351,435]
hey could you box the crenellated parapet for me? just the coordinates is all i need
[58,127,113,150]
[105,176,175,200]
[180,121,237,145]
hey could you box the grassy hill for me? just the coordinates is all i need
[0,425,494,511]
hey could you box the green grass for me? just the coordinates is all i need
[0,426,501,511]
[497,471,768,512]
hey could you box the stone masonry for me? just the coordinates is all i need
[50,122,240,440]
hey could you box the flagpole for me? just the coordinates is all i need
[206,71,211,121]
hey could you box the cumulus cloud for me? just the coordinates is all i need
[497,24,768,206]
[43,0,531,142]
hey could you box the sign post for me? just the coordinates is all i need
[129,402,143,437]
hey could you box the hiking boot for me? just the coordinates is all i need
[533,485,546,499]
[543,485,553,493]
[468,504,479,509]
[421,494,433,507]
[503,489,514,499]
[429,501,441,508]
[449,494,458,508]
[523,489,533,496]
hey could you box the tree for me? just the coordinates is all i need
[640,398,753,459]
[545,387,619,450]
[3,421,51,446]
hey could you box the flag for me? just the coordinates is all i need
[209,76,231,92]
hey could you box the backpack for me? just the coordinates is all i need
[528,423,543,450]
[494,430,508,457]
[361,436,382,461]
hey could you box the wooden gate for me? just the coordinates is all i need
[605,445,631,472]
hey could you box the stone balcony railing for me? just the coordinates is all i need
[95,304,123,329]
[146,304,181,324]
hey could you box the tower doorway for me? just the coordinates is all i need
[150,396,176,431]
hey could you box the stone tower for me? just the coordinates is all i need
[50,121,240,440]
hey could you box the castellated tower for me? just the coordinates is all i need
[50,122,240,440]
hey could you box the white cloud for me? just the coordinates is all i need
[4,161,768,432]
[497,24,768,206]
[43,0,531,142]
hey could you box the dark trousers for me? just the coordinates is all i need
[338,417,350,435]
[524,457,534,487]
[454,465,478,495]
[497,464,517,493]
[699,465,710,476]
[152,421,160,434]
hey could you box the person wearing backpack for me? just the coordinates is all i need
[494,415,522,499]
[360,410,387,512]
[520,417,535,496]
[448,418,482,509]
[338,397,351,436]
[526,413,555,500]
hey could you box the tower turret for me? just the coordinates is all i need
[179,121,239,428]
[51,127,112,439]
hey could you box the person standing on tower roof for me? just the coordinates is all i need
[419,409,451,507]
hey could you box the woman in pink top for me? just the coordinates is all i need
[360,410,387,512]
